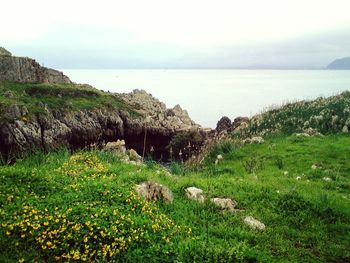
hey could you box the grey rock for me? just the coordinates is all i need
[104,140,127,154]
[243,216,266,231]
[211,197,237,212]
[0,50,71,84]
[185,187,205,203]
[0,47,11,56]
[128,148,142,161]
[135,181,173,203]
[216,116,232,133]
[0,51,202,159]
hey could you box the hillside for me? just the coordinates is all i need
[0,48,349,262]
[0,133,349,262]
[235,91,350,137]
[327,57,350,70]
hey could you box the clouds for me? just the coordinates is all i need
[1,0,350,68]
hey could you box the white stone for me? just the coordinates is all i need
[185,187,205,203]
[211,198,237,212]
[243,216,266,231]
[135,181,173,204]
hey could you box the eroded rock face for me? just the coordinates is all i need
[135,181,173,203]
[0,47,11,56]
[0,50,71,84]
[120,90,200,132]
[0,50,202,160]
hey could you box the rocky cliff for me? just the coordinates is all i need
[0,49,202,160]
[0,47,71,84]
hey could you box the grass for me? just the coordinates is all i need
[244,91,350,136]
[0,81,139,120]
[1,134,349,262]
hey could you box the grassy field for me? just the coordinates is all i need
[0,82,138,121]
[1,134,349,262]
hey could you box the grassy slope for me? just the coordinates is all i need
[0,81,138,120]
[246,91,350,135]
[1,134,349,262]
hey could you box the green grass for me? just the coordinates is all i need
[1,134,349,262]
[0,81,139,120]
[245,91,350,135]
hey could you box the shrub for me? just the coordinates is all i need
[167,130,207,161]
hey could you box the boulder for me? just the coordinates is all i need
[216,116,232,133]
[135,181,173,204]
[185,187,205,203]
[128,148,142,161]
[211,197,237,212]
[243,216,266,231]
[104,140,126,154]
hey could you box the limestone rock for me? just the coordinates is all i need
[211,197,237,212]
[0,51,202,159]
[120,89,201,134]
[0,47,11,56]
[0,49,71,84]
[135,181,173,203]
[243,216,266,231]
[342,125,348,133]
[185,187,205,203]
[243,136,264,144]
[128,148,142,161]
[216,116,232,133]
[104,140,126,154]
[232,117,249,131]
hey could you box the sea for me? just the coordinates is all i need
[61,69,350,128]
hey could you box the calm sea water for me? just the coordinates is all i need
[62,69,350,128]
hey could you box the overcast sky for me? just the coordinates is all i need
[1,0,350,69]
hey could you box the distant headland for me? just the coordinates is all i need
[327,57,350,69]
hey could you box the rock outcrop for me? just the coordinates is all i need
[0,48,71,84]
[0,96,201,160]
[120,90,199,132]
[0,49,202,160]
[0,47,12,56]
[216,116,232,133]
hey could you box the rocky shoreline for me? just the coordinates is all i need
[0,48,204,160]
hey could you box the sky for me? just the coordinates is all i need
[1,0,350,69]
